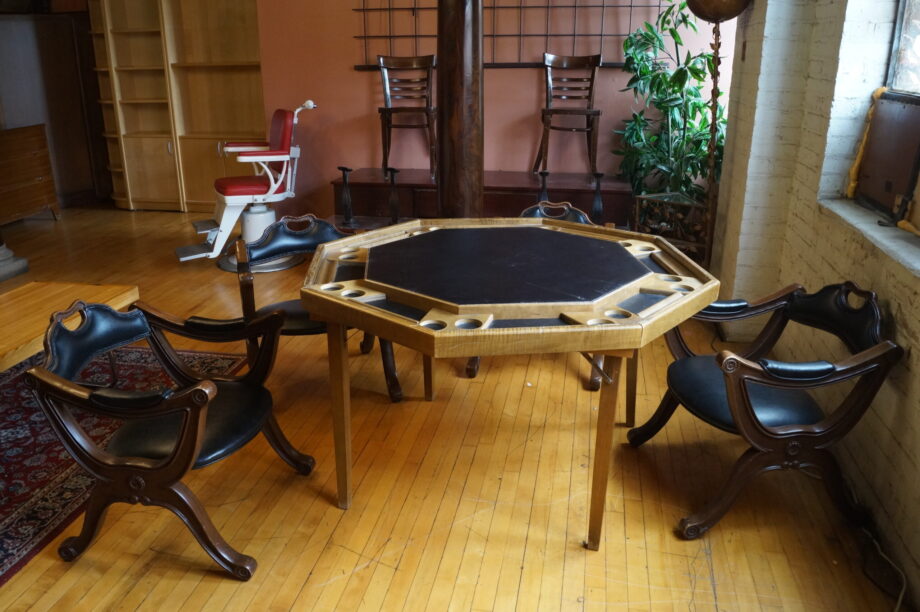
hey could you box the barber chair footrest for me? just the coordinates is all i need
[175,243,216,261]
[193,219,219,234]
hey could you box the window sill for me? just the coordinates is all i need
[819,199,920,277]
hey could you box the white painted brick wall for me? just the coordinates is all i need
[717,0,917,598]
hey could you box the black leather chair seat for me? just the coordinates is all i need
[255,300,326,335]
[668,356,825,433]
[106,381,272,469]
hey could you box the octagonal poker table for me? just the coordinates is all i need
[301,218,719,550]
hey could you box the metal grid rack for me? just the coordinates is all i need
[354,1,665,70]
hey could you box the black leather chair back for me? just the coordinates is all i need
[44,303,151,380]
[520,201,593,225]
[786,282,882,354]
[246,214,347,264]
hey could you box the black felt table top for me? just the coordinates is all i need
[365,227,651,305]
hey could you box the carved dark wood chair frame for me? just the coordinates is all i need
[532,53,602,175]
[627,282,904,539]
[377,54,437,180]
[26,300,315,580]
[236,213,403,402]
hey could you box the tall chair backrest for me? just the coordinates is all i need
[544,53,601,110]
[267,109,295,174]
[378,55,436,109]
[785,282,883,354]
[520,201,594,225]
[43,302,151,380]
[243,214,347,267]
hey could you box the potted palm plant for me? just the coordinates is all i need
[614,0,726,263]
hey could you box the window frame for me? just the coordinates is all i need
[886,0,919,94]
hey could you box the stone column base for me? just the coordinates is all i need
[0,242,29,282]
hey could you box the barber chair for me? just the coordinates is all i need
[176,100,316,262]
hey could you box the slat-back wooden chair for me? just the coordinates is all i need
[378,55,437,180]
[532,53,602,174]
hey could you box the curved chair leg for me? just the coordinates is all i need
[378,339,403,402]
[586,353,603,391]
[532,118,550,173]
[262,412,316,475]
[380,112,391,172]
[427,110,437,180]
[59,487,112,561]
[161,482,257,581]
[245,337,260,369]
[678,447,778,539]
[808,449,872,527]
[627,389,680,447]
[360,332,375,354]
[624,352,638,427]
[465,356,481,378]
[587,115,599,175]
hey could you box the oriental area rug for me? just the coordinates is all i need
[0,346,245,587]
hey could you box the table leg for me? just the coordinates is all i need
[625,349,638,428]
[326,321,352,509]
[585,353,624,550]
[423,355,435,401]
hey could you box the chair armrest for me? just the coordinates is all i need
[90,387,172,410]
[236,149,290,163]
[185,315,249,335]
[693,283,805,322]
[133,301,282,342]
[670,283,807,362]
[133,301,283,387]
[720,341,903,387]
[756,358,836,380]
[223,141,269,153]
[28,366,216,420]
[716,340,904,448]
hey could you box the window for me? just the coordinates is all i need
[856,0,920,222]
[889,0,920,94]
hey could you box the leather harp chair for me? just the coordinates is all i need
[236,214,404,402]
[26,300,315,580]
[627,282,904,538]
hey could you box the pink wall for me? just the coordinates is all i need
[257,2,733,217]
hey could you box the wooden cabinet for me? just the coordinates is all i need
[122,135,179,205]
[0,125,61,225]
[177,137,253,212]
[87,0,263,212]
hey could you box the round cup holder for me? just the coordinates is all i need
[619,241,632,247]
[673,284,694,293]
[420,320,447,331]
[340,247,359,254]
[658,275,681,282]
[339,254,358,261]
[603,310,630,319]
[638,245,655,252]
[341,290,365,298]
[587,318,614,325]
[455,318,483,330]
[321,283,344,292]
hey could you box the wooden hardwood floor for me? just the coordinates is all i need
[0,209,891,610]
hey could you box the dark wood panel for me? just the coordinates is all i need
[332,168,634,226]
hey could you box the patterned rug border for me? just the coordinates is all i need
[0,346,246,588]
